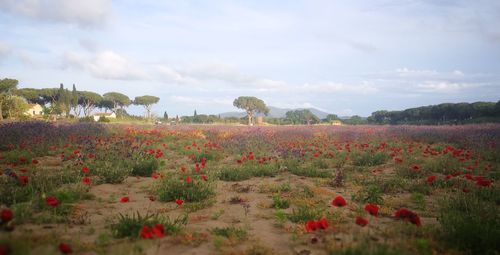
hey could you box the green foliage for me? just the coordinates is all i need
[131,154,159,177]
[92,159,132,184]
[332,243,407,255]
[351,151,390,166]
[288,205,324,223]
[210,226,248,241]
[285,109,320,124]
[352,185,384,205]
[218,162,279,181]
[110,211,187,239]
[272,195,290,209]
[438,191,499,254]
[233,96,269,125]
[156,175,215,202]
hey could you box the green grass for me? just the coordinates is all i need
[110,211,187,239]
[156,175,215,202]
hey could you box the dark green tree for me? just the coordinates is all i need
[134,95,160,119]
[233,96,269,125]
[0,78,19,120]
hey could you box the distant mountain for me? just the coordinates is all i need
[219,106,331,119]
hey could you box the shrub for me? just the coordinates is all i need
[272,195,290,209]
[156,175,215,202]
[352,185,384,205]
[210,226,248,242]
[110,211,187,239]
[92,160,132,184]
[131,154,159,177]
[288,205,324,223]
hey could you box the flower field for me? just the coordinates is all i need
[0,122,498,255]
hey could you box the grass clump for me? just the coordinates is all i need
[110,211,187,239]
[156,175,215,202]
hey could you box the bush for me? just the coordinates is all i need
[110,211,187,239]
[218,162,279,181]
[272,195,290,209]
[288,205,324,223]
[438,192,499,254]
[351,151,390,166]
[156,175,215,202]
[131,154,159,177]
[92,159,132,184]
[352,185,384,205]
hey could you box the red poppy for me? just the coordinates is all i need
[1,208,13,222]
[462,188,470,193]
[82,177,91,186]
[426,175,436,185]
[394,208,421,226]
[58,243,72,254]
[364,203,379,217]
[82,167,90,174]
[46,196,59,207]
[175,199,184,206]
[476,178,492,187]
[331,195,347,207]
[18,175,29,186]
[0,244,10,255]
[305,220,317,232]
[151,172,159,179]
[316,218,329,230]
[186,176,192,184]
[411,165,421,172]
[201,175,207,181]
[140,226,153,239]
[32,159,39,165]
[152,224,165,238]
[120,196,130,203]
[355,216,368,226]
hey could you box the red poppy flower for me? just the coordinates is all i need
[82,167,90,174]
[476,178,492,187]
[18,175,29,186]
[175,199,184,206]
[46,196,59,207]
[140,226,153,239]
[331,195,347,207]
[394,208,421,226]
[305,220,317,232]
[58,243,72,254]
[120,196,130,203]
[152,224,165,238]
[201,175,207,181]
[364,203,379,217]
[355,216,368,226]
[1,208,13,222]
[426,175,436,185]
[0,244,11,255]
[151,172,159,179]
[32,159,39,165]
[462,188,470,193]
[82,177,91,186]
[316,218,329,230]
[411,165,421,172]
[186,176,192,184]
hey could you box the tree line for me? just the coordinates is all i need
[367,101,500,125]
[0,78,160,120]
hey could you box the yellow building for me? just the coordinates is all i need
[331,120,342,126]
[24,104,44,117]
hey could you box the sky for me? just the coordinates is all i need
[1,0,499,117]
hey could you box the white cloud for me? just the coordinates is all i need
[0,0,111,28]
[153,65,196,85]
[0,41,11,57]
[62,50,148,80]
[170,96,233,107]
[396,67,438,77]
[417,81,472,93]
[298,82,378,94]
[186,62,287,90]
[453,70,464,76]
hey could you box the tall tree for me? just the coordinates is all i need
[70,84,79,116]
[233,96,269,126]
[285,109,319,125]
[0,78,19,120]
[14,88,44,105]
[78,91,102,117]
[163,111,168,120]
[134,95,159,119]
[103,92,131,115]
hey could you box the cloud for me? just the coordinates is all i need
[0,0,111,28]
[170,96,233,107]
[153,65,196,85]
[395,68,438,77]
[62,50,148,80]
[298,82,378,94]
[417,81,472,93]
[186,62,287,90]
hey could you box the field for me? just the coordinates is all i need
[0,122,498,255]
